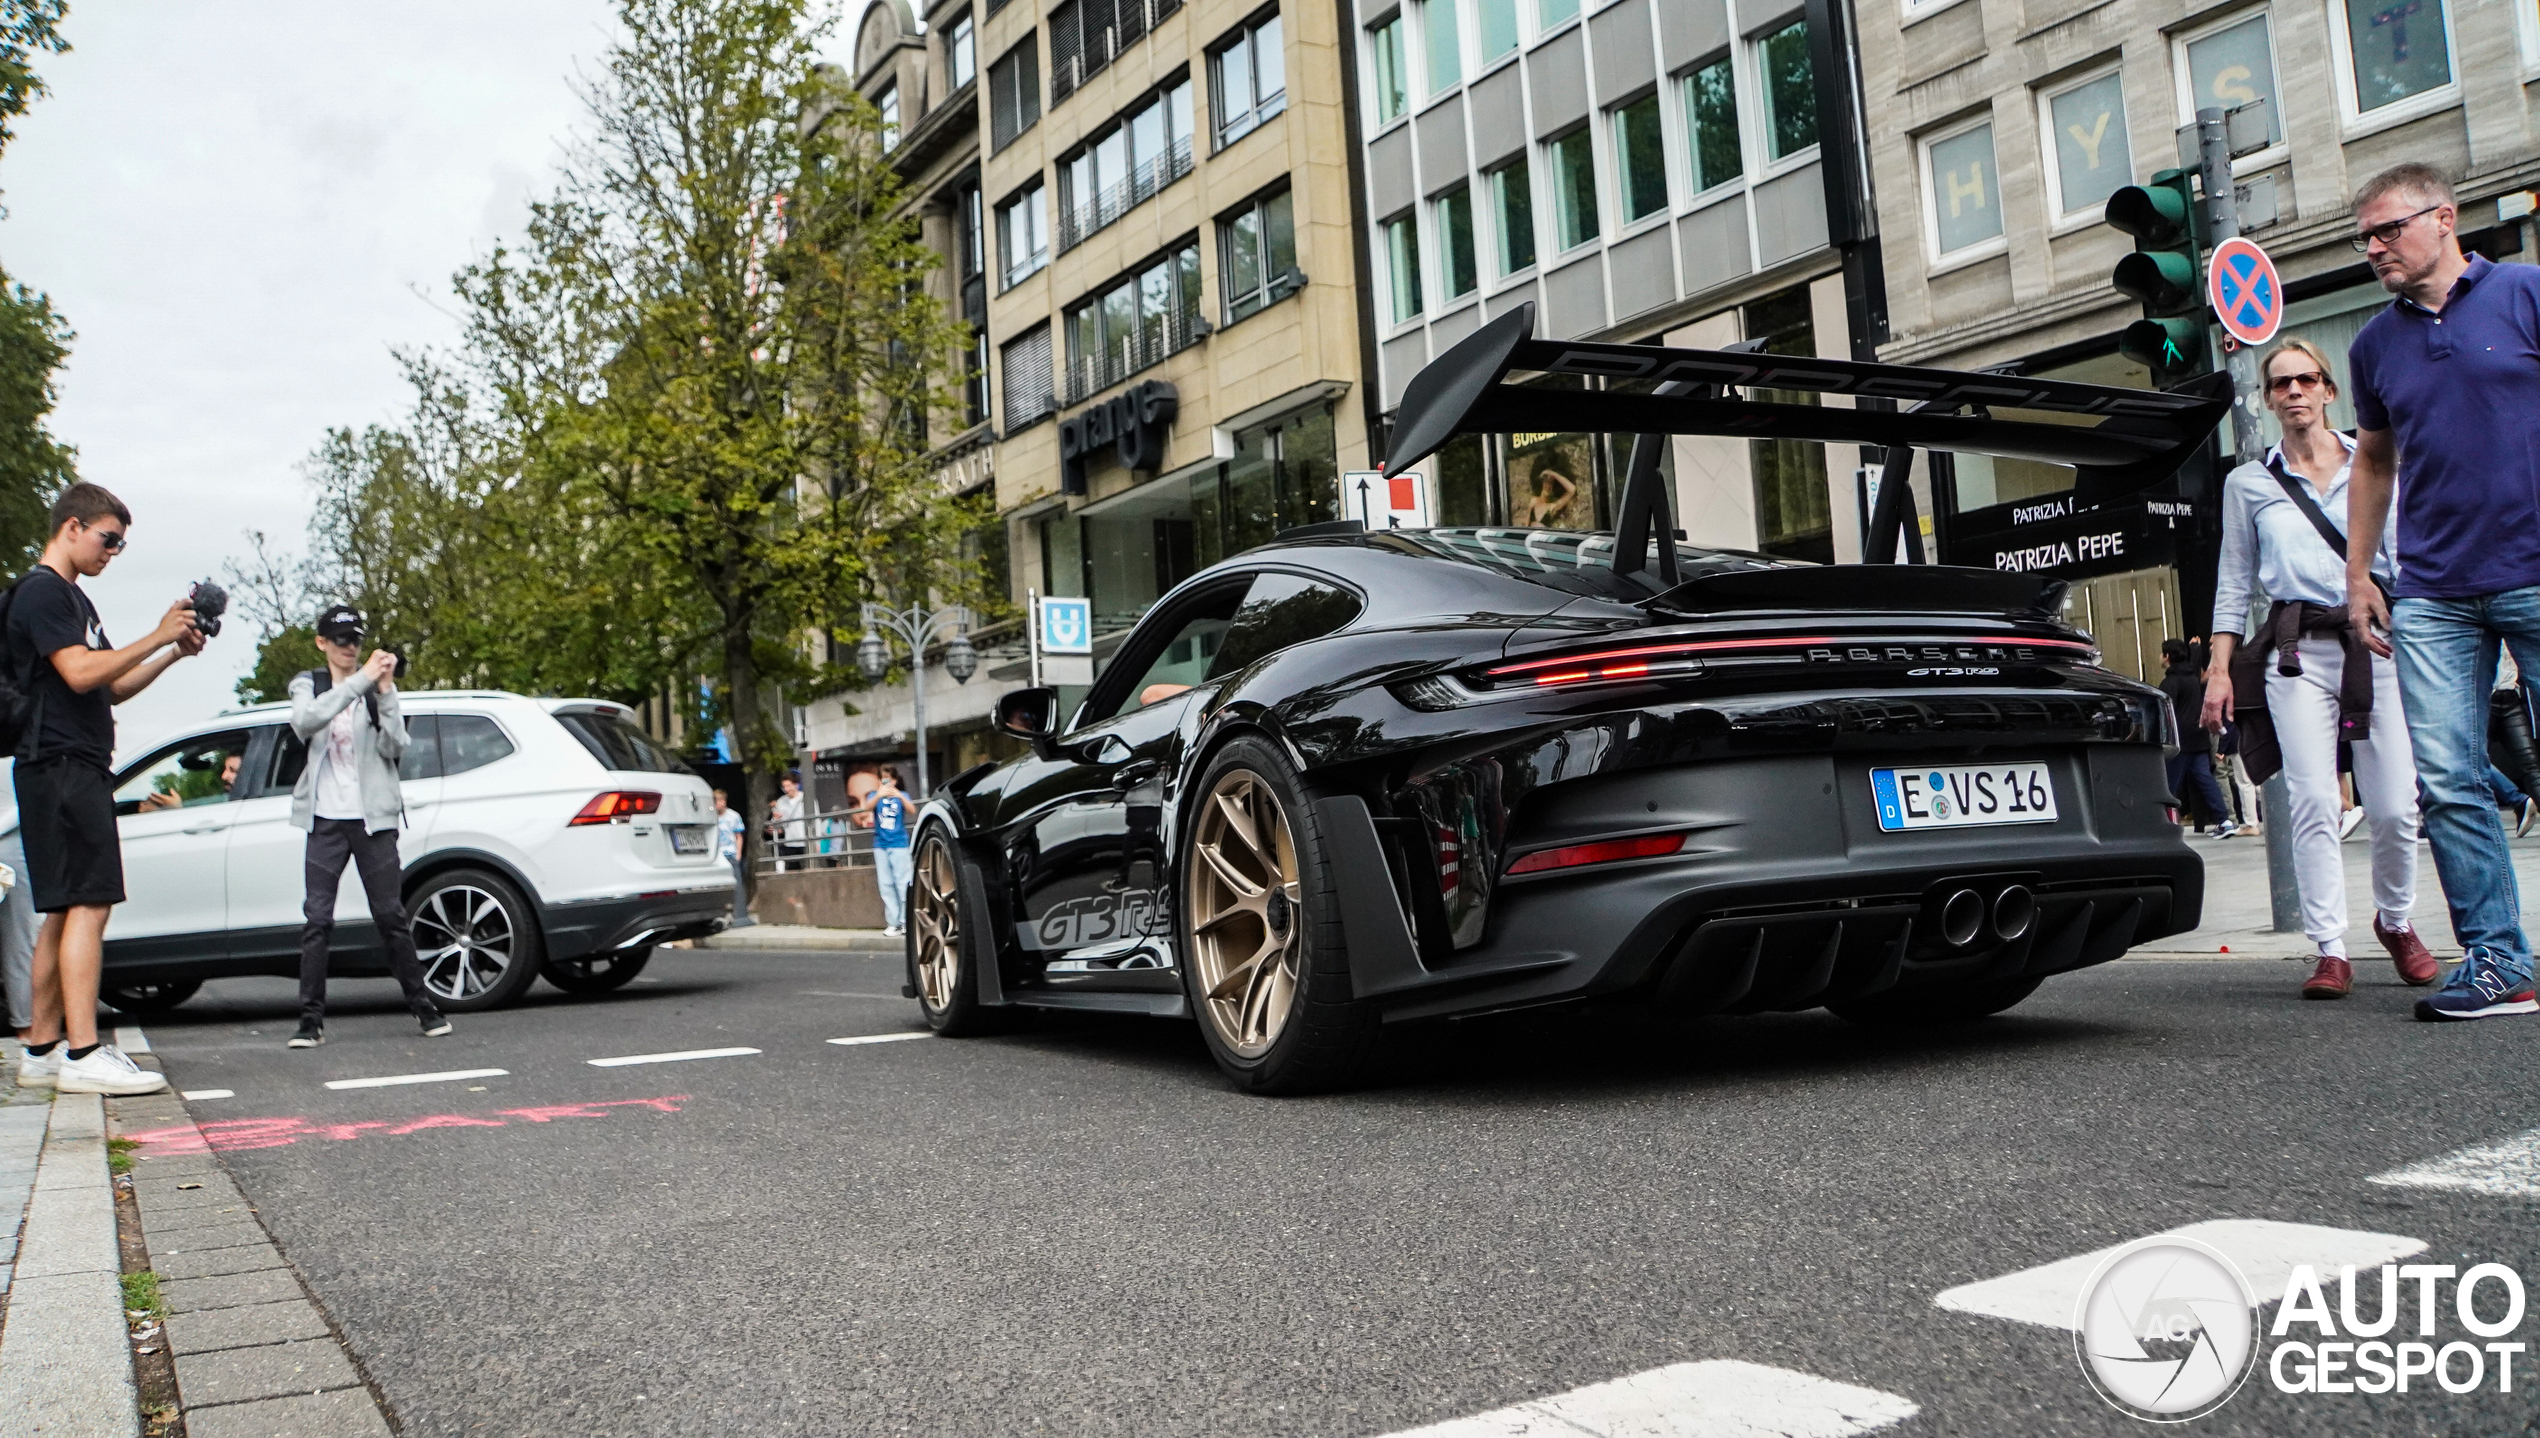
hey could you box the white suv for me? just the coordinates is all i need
[3,692,733,1013]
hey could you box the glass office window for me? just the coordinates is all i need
[1476,0,1519,63]
[1548,127,1598,250]
[1436,185,1477,298]
[1537,0,1577,29]
[1386,214,1424,322]
[1685,55,1741,192]
[877,83,900,149]
[1221,187,1300,321]
[1926,121,2002,255]
[947,11,976,89]
[1613,93,1667,221]
[2045,71,2130,219]
[2343,0,2452,111]
[1756,21,1816,160]
[1491,158,1535,273]
[1371,15,1409,123]
[1422,0,1461,94]
[2182,15,2283,147]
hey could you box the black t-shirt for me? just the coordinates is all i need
[9,566,114,765]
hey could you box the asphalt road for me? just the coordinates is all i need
[126,948,2540,1437]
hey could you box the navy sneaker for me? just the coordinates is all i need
[2414,949,2539,1022]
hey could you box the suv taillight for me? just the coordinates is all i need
[570,791,662,825]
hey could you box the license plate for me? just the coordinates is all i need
[668,825,713,855]
[1871,763,2058,832]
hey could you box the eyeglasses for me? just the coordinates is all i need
[78,520,126,552]
[2349,204,2443,252]
[2267,370,2329,393]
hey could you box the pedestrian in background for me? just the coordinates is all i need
[2204,337,2431,1001]
[3,817,37,1068]
[772,773,805,871]
[2160,639,2234,837]
[2341,162,2540,1021]
[285,606,447,1049]
[867,767,912,937]
[713,787,753,927]
[9,483,199,1096]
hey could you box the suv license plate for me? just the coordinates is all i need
[1872,764,2058,832]
[668,825,713,855]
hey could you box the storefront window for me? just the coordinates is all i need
[1507,431,1598,529]
[1435,432,1491,526]
[1743,287,1831,564]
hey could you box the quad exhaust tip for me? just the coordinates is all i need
[1992,885,2035,943]
[1938,888,1986,948]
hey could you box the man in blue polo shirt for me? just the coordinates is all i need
[2343,162,2540,1022]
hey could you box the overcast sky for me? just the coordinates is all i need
[0,3,639,751]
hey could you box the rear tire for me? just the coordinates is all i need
[408,869,545,1012]
[1177,737,1380,1095]
[102,979,201,1014]
[1829,976,2043,1028]
[910,827,1010,1036]
[541,947,652,994]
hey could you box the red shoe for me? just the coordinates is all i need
[2376,916,2439,986]
[2302,954,2354,999]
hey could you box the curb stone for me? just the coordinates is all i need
[107,1089,395,1438]
[0,1058,141,1438]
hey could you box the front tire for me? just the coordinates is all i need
[1178,738,1379,1094]
[1829,976,2042,1028]
[542,947,652,994]
[103,979,201,1014]
[409,869,545,1012]
[910,828,1008,1035]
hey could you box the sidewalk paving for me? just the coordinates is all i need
[0,1076,138,1438]
[2134,827,2540,959]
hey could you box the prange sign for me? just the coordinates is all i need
[1058,380,1178,495]
[1950,493,2197,580]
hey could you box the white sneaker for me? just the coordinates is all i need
[2340,807,2366,840]
[14,1046,60,1089]
[54,1045,170,1096]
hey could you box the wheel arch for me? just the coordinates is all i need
[402,847,549,947]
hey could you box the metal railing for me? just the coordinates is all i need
[1056,136,1194,252]
[755,802,882,875]
[1062,308,1203,405]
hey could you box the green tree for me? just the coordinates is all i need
[0,2,73,570]
[0,1,67,169]
[234,624,316,705]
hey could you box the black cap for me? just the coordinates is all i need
[315,605,364,642]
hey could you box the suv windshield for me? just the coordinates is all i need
[556,710,693,774]
[1366,527,1796,600]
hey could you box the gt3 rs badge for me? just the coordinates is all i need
[1019,890,1167,950]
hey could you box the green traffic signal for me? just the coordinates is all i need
[2112,250,2198,312]
[2106,168,2206,379]
[2119,317,2208,374]
[2104,172,2194,247]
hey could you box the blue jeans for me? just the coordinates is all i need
[875,844,912,930]
[727,857,753,927]
[2392,587,2540,976]
[2490,765,2528,808]
[2165,752,2231,828]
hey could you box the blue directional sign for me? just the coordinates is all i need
[1038,595,1092,655]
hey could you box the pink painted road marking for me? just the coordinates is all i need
[125,1095,691,1154]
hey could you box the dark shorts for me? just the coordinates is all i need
[13,756,124,912]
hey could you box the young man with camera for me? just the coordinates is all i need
[286,605,447,1048]
[10,483,203,1096]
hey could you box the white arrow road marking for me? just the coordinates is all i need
[180,1089,234,1101]
[826,1033,930,1047]
[324,1068,510,1090]
[2370,1126,2540,1199]
[587,1047,761,1067]
[1374,1360,1918,1438]
[1934,1219,2428,1330]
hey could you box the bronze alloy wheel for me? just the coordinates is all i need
[911,834,963,1013]
[1186,768,1305,1059]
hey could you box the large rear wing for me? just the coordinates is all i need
[1379,303,2229,571]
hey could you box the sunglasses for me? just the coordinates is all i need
[78,520,126,552]
[2267,370,2330,393]
[2349,204,2443,252]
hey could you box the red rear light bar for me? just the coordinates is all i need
[570,791,662,825]
[1484,633,2097,686]
[1505,831,1690,876]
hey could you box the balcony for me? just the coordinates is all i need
[1056,137,1194,253]
[1062,308,1204,405]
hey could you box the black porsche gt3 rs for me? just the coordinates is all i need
[901,304,2230,1093]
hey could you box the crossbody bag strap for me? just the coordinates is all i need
[2263,453,2351,562]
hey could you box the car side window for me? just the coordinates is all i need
[400,714,444,781]
[113,731,254,816]
[439,714,515,776]
[1204,574,1361,681]
[1083,586,1246,724]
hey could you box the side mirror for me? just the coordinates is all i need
[996,686,1061,758]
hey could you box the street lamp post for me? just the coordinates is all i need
[856,603,978,797]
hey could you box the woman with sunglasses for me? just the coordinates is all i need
[2201,338,2433,999]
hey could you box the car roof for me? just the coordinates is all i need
[1189,526,1793,613]
[213,691,631,721]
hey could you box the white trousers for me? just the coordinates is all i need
[2265,635,2419,953]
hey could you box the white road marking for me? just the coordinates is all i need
[587,1047,761,1067]
[826,1032,930,1047]
[1934,1219,2428,1330]
[180,1089,233,1101]
[2370,1126,2540,1199]
[1377,1360,1919,1438]
[323,1068,510,1091]
[114,1025,149,1053]
[800,990,912,1000]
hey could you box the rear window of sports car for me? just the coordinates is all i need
[1367,528,1796,599]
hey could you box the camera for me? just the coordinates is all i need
[188,579,228,638]
[388,648,410,680]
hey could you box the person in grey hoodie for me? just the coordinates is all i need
[286,605,447,1048]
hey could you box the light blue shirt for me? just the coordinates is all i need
[2210,433,2399,637]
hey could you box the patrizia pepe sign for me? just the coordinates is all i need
[1948,492,2198,579]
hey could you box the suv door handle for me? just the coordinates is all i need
[181,819,226,835]
[1110,760,1161,791]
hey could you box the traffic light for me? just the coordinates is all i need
[2106,169,2207,381]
